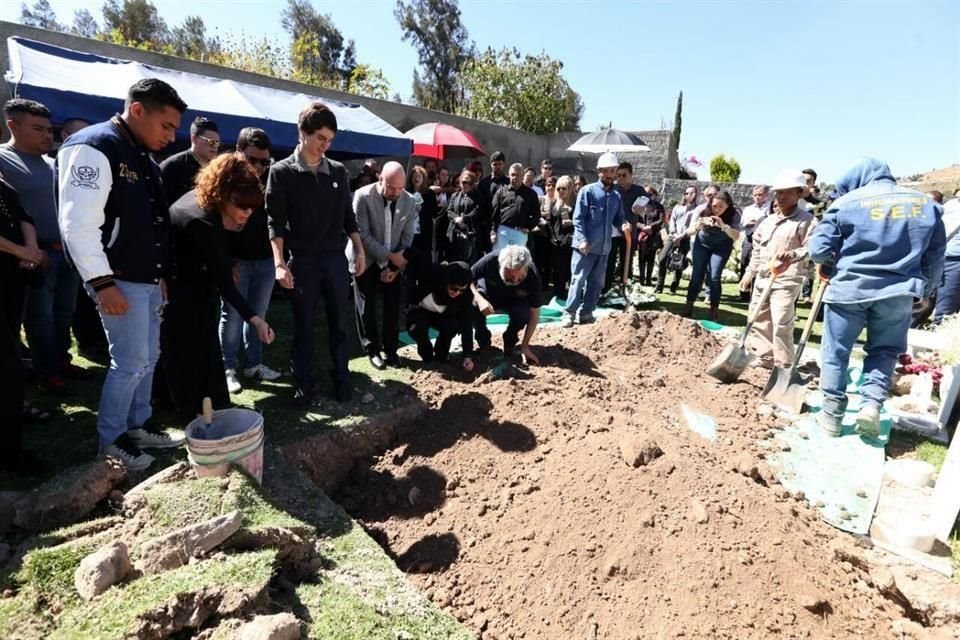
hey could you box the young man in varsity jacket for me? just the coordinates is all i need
[57,79,188,472]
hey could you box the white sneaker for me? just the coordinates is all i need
[243,363,282,381]
[103,434,155,472]
[560,313,574,328]
[128,426,185,449]
[225,369,243,393]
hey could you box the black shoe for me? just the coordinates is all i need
[335,383,352,403]
[669,285,679,295]
[654,286,664,294]
[384,352,401,368]
[502,334,518,356]
[368,353,386,370]
[292,386,314,409]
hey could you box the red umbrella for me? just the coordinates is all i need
[405,122,486,160]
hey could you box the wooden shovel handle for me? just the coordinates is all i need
[201,397,213,426]
[792,278,828,367]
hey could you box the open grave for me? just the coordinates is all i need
[330,312,960,640]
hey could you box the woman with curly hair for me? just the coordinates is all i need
[159,154,275,416]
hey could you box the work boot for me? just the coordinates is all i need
[680,302,694,318]
[856,405,880,439]
[817,411,843,438]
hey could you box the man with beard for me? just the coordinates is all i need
[471,245,542,365]
[561,153,627,326]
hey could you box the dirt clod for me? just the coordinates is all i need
[618,435,663,468]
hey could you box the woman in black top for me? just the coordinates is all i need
[408,165,440,260]
[404,255,475,371]
[0,176,47,471]
[551,175,576,301]
[160,155,275,417]
[445,169,484,264]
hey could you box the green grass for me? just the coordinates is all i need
[51,550,276,640]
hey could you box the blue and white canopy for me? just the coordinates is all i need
[4,36,413,158]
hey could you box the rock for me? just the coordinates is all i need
[0,491,25,534]
[690,499,709,524]
[361,392,375,404]
[619,435,663,468]
[639,510,655,528]
[237,613,300,640]
[798,592,830,614]
[732,454,759,479]
[123,462,191,514]
[74,541,132,600]
[14,459,126,531]
[135,510,243,574]
[408,487,422,506]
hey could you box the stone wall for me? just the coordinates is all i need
[544,129,680,186]
[661,178,764,210]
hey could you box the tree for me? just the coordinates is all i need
[72,9,100,38]
[212,32,290,79]
[20,0,65,31]
[347,64,391,100]
[394,0,473,113]
[457,47,583,135]
[101,0,169,49]
[672,91,683,149]
[709,154,742,183]
[170,16,220,61]
[281,0,356,89]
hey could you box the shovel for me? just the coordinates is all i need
[201,397,213,426]
[705,263,782,383]
[761,278,829,414]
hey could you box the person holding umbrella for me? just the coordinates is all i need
[561,153,627,327]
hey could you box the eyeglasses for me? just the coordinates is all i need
[197,134,220,150]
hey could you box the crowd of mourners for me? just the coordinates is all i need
[1,77,955,474]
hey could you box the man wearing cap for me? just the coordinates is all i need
[739,170,817,370]
[809,158,945,438]
[561,153,627,326]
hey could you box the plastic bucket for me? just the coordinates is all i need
[185,408,265,484]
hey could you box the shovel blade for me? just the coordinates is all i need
[706,343,752,383]
[761,367,808,415]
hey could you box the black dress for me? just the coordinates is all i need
[160,191,256,416]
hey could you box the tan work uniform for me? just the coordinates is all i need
[745,206,817,367]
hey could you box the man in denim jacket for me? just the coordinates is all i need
[809,157,945,438]
[561,153,628,326]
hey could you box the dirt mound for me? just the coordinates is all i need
[336,312,941,639]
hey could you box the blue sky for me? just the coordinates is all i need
[4,0,958,183]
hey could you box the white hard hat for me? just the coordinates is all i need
[597,152,619,169]
[771,169,807,191]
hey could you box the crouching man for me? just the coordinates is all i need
[472,245,542,365]
[406,256,476,371]
[809,158,944,438]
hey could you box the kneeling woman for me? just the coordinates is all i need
[405,257,476,372]
[161,155,275,416]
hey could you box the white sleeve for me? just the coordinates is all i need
[57,144,114,282]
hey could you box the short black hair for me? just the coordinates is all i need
[490,151,505,162]
[298,102,338,134]
[802,168,818,181]
[237,127,271,151]
[125,78,187,113]
[541,158,552,166]
[927,190,943,204]
[190,116,219,137]
[3,98,51,120]
[617,161,633,174]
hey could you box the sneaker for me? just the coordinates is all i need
[128,423,185,449]
[243,363,282,381]
[578,314,596,325]
[103,434,155,472]
[225,369,242,394]
[368,353,386,370]
[856,405,880,439]
[560,312,574,328]
[817,411,843,438]
[384,352,401,368]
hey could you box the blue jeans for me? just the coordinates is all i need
[90,280,164,449]
[23,249,80,375]
[933,256,960,322]
[686,238,732,307]
[219,257,275,370]
[493,226,528,252]
[564,251,608,318]
[819,295,913,421]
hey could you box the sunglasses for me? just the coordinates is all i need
[197,134,220,150]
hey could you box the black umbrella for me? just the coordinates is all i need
[567,128,649,153]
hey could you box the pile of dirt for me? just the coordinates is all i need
[335,311,952,639]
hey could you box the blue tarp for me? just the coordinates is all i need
[4,36,413,158]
